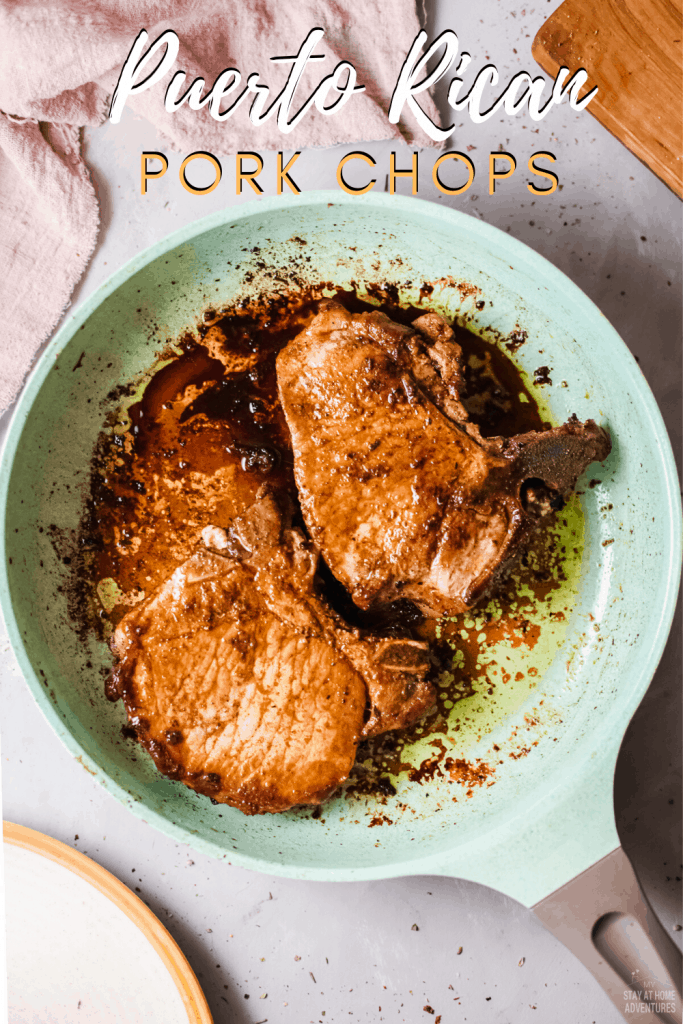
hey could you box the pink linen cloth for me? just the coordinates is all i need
[0,0,440,414]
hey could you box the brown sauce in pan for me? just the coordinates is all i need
[78,286,570,804]
[84,289,546,621]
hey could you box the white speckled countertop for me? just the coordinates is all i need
[1,2,680,1021]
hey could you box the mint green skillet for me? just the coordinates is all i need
[1,193,680,1021]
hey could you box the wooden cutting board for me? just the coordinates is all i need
[532,0,683,197]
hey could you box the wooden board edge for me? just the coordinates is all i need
[531,8,683,199]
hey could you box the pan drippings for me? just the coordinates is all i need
[77,287,590,808]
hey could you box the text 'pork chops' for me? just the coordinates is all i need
[277,301,611,617]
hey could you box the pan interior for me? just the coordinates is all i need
[2,196,678,880]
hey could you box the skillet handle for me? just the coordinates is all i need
[533,845,682,1023]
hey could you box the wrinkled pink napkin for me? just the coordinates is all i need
[0,1,439,415]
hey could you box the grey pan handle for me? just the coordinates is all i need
[534,846,682,1023]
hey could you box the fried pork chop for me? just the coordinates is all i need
[277,300,611,618]
[108,490,432,814]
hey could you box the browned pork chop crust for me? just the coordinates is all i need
[108,491,433,814]
[277,301,611,617]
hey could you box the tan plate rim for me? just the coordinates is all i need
[3,821,214,1024]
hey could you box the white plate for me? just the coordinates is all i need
[4,822,213,1024]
